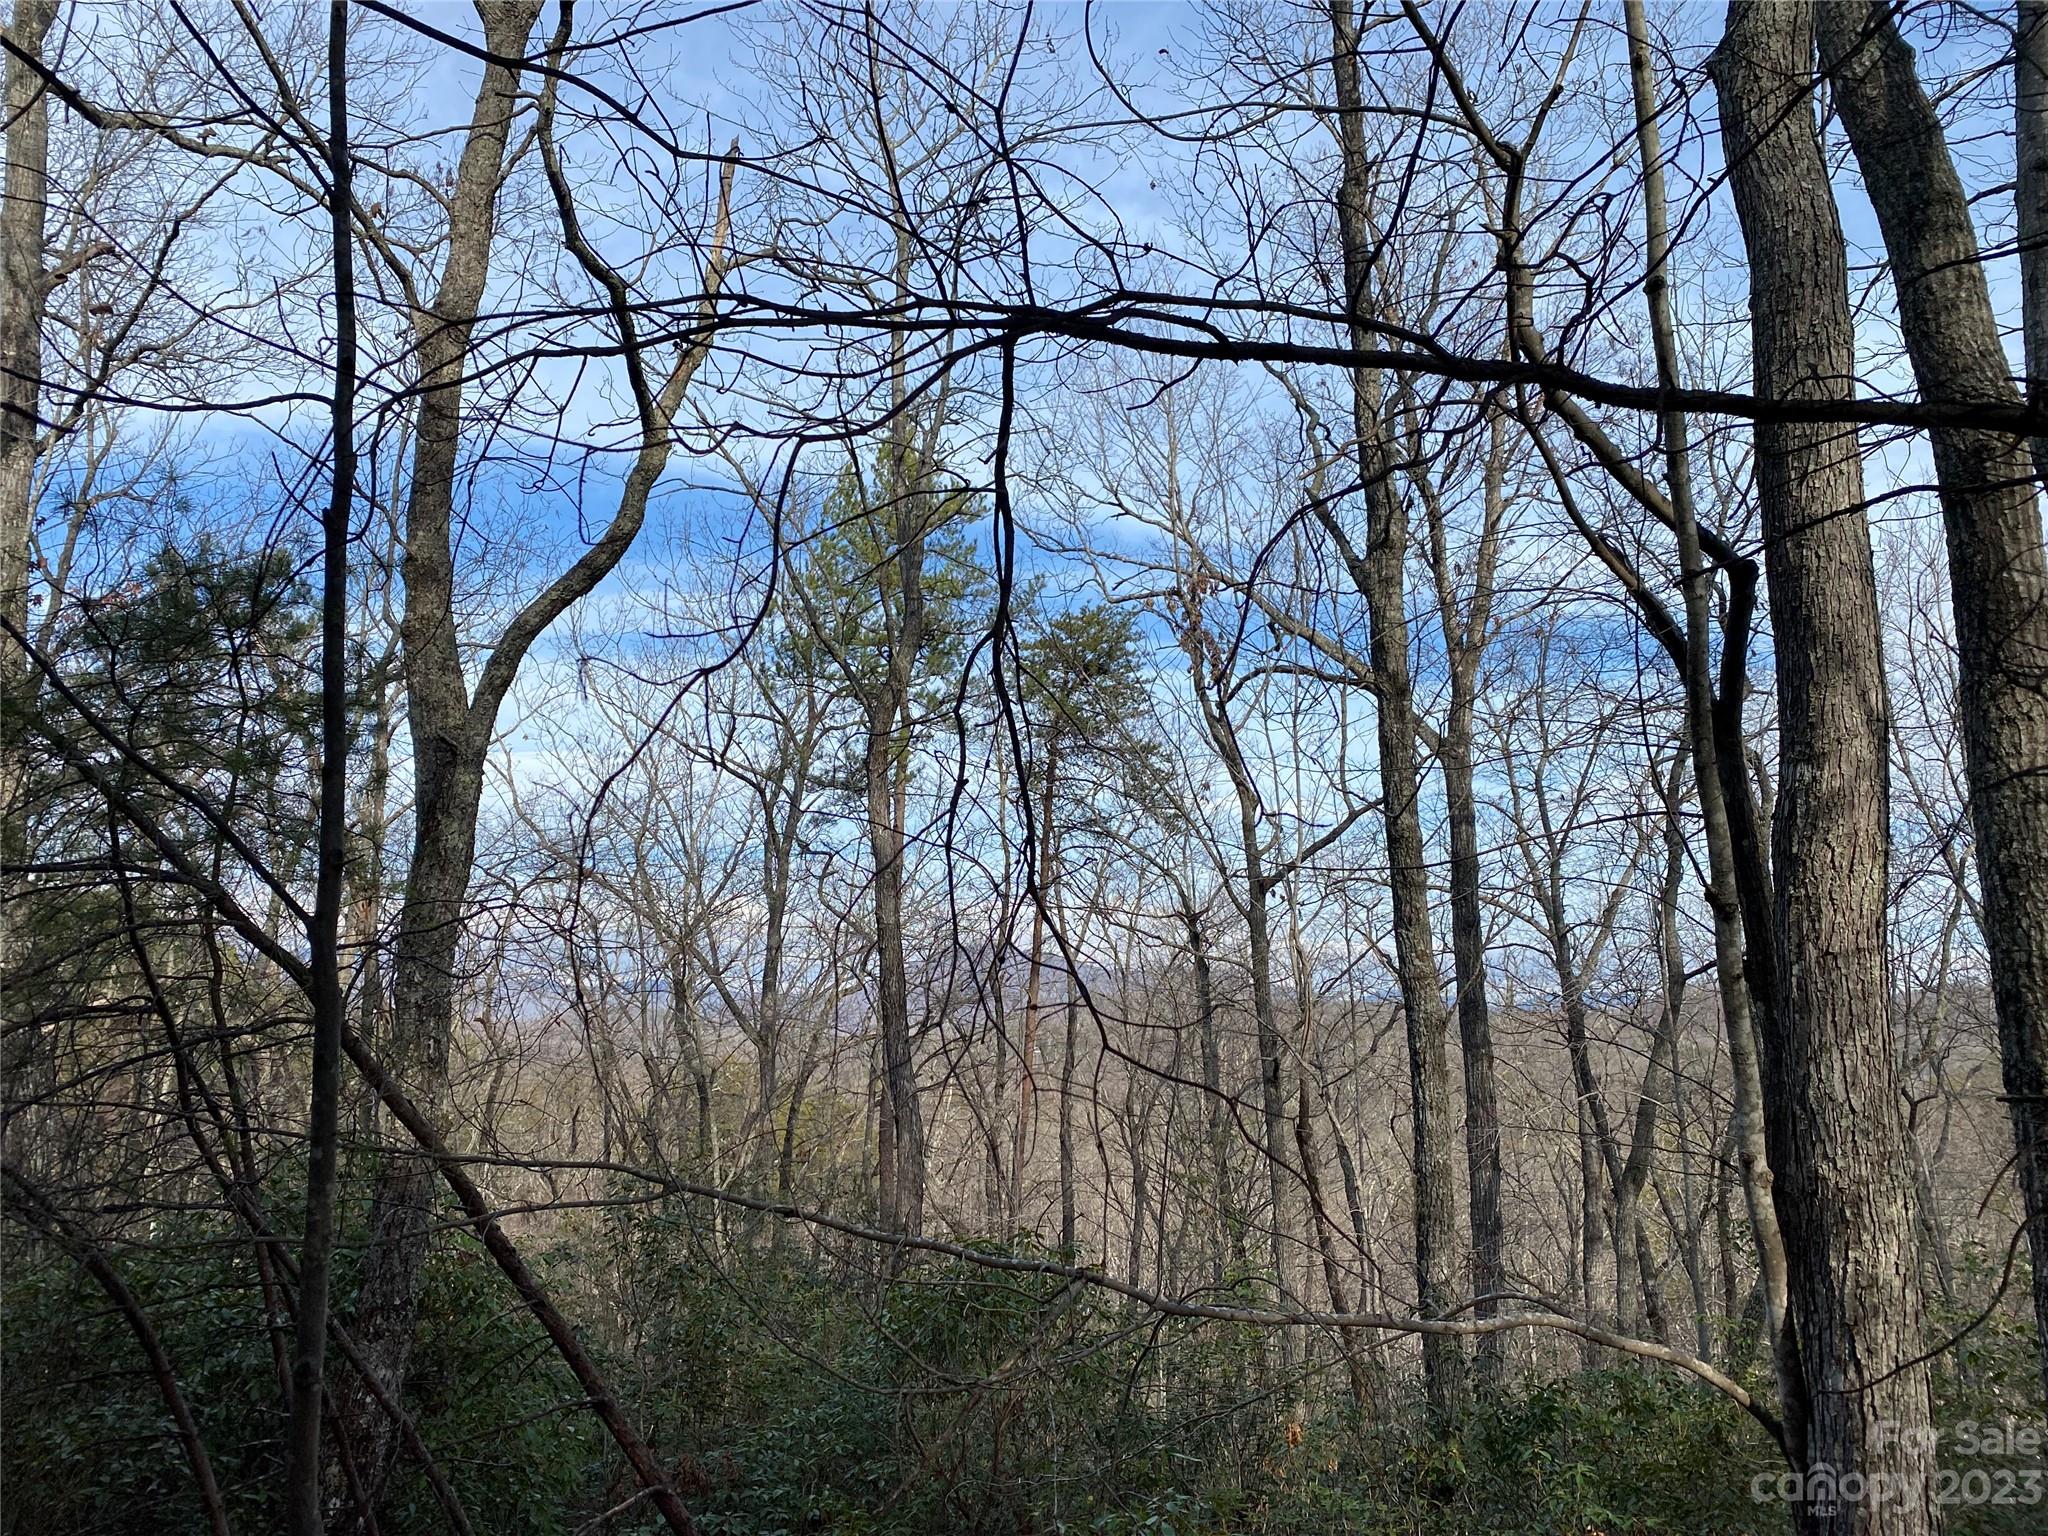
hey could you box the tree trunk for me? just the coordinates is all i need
[2018,0,2048,487]
[1059,993,1078,1254]
[1297,1080,1375,1417]
[1577,1117,1612,1371]
[868,695,924,1238]
[1617,0,1803,1430]
[0,0,58,1172]
[873,1039,894,1227]
[343,1029,700,1535]
[773,1045,816,1259]
[1614,1023,1676,1344]
[336,64,524,1508]
[1186,898,1239,1286]
[1713,1119,1740,1328]
[1011,743,1059,1226]
[1551,903,1620,1369]
[1444,673,1505,1386]
[1817,0,2048,1403]
[1125,1097,1148,1286]
[1243,868,1293,1331]
[284,8,356,1526]
[986,749,1014,1231]
[1713,7,1941,1527]
[1614,762,1688,1342]
[1329,0,1465,1419]
[1184,628,1297,1348]
[744,817,793,1197]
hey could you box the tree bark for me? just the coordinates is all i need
[1620,0,1802,1422]
[1444,701,1505,1384]
[1426,417,1507,1388]
[284,7,355,1528]
[1010,741,1059,1225]
[1296,1079,1376,1417]
[1058,992,1078,1254]
[2018,0,2048,487]
[0,0,58,1171]
[1713,6,1941,1527]
[867,689,926,1238]
[1184,895,1241,1286]
[1330,0,1465,1419]
[1185,630,1296,1339]
[334,6,543,1502]
[1817,0,2048,1402]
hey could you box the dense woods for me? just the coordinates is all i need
[3,2,2046,1532]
